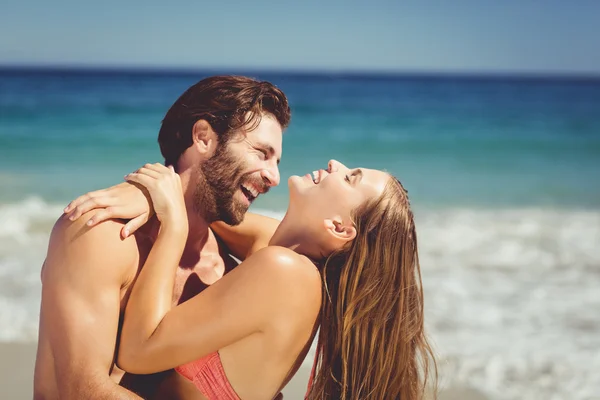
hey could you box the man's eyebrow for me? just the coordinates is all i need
[257,143,280,164]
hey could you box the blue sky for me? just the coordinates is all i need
[1,0,599,74]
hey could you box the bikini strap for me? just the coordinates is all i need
[305,346,319,399]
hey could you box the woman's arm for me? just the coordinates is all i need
[117,164,320,375]
[116,164,189,373]
[119,244,316,374]
[211,213,280,260]
[63,173,280,258]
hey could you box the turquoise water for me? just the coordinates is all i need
[1,68,599,209]
[1,68,600,399]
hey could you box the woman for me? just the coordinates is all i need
[68,160,437,400]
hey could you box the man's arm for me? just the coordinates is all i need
[211,212,280,260]
[39,212,142,399]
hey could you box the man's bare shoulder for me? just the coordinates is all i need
[49,209,128,245]
[42,210,139,286]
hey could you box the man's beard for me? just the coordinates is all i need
[193,145,266,225]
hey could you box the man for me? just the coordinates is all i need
[33,75,291,399]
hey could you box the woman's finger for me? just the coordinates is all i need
[134,166,162,179]
[85,207,117,227]
[125,173,155,189]
[64,189,106,213]
[67,196,116,221]
[122,213,149,238]
[141,163,171,174]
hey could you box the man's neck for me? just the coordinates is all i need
[141,205,213,252]
[177,206,213,269]
[141,206,219,271]
[184,204,212,246]
[177,166,214,248]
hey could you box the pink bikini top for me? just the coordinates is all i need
[176,350,319,400]
[175,352,240,400]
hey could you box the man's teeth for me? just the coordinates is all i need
[242,184,258,198]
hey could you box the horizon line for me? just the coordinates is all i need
[2,63,600,81]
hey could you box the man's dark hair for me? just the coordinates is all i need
[158,75,291,166]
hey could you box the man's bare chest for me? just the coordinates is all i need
[170,252,238,306]
[119,238,239,310]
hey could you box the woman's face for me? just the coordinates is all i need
[288,160,390,245]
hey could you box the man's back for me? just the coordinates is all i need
[34,211,235,399]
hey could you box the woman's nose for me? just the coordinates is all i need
[328,159,344,173]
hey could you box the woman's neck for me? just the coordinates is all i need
[269,215,323,261]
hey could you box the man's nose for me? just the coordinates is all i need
[261,164,280,187]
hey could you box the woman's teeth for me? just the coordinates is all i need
[312,171,319,184]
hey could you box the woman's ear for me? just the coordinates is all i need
[192,119,218,157]
[324,218,357,243]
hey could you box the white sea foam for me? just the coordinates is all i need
[416,208,600,400]
[0,199,599,399]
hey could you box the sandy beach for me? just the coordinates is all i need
[0,342,490,400]
[1,342,37,399]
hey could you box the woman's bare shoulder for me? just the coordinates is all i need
[248,246,318,277]
[240,246,321,304]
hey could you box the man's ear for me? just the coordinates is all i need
[324,218,357,243]
[192,119,218,157]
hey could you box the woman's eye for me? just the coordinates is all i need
[345,175,351,183]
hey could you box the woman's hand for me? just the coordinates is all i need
[64,181,154,238]
[125,164,188,234]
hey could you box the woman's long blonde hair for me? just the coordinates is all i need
[306,177,437,400]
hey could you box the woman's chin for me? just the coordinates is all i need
[287,175,305,192]
[286,182,307,214]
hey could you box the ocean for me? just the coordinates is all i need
[1,68,599,399]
